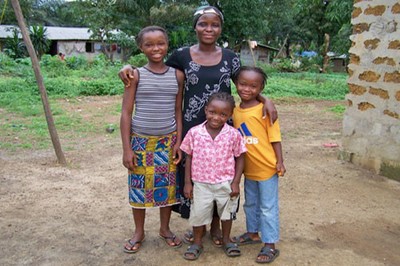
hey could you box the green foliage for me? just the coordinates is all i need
[65,56,88,70]
[79,79,122,96]
[329,104,346,116]
[262,72,348,100]
[111,31,138,62]
[40,54,69,77]
[127,53,148,68]
[0,53,17,72]
[292,0,353,54]
[3,28,27,59]
[29,25,50,60]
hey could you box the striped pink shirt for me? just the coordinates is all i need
[180,121,247,184]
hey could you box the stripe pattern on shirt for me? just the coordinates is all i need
[132,67,178,136]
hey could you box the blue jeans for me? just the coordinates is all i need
[244,174,279,243]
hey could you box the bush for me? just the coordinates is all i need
[65,55,88,70]
[78,79,122,96]
[0,53,17,74]
[127,53,148,67]
[91,54,110,67]
[40,54,69,77]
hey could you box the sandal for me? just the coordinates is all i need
[210,234,223,247]
[182,229,207,244]
[233,232,262,245]
[256,246,280,263]
[159,234,182,248]
[182,230,194,244]
[123,238,145,253]
[223,242,241,257]
[183,244,203,261]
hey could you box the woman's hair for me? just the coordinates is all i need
[206,92,235,111]
[136,26,168,46]
[232,66,268,89]
[193,6,224,28]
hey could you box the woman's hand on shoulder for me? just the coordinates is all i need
[118,65,136,87]
[262,98,278,126]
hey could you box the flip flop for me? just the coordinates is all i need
[210,234,223,247]
[123,238,145,253]
[159,234,182,248]
[232,232,262,245]
[183,244,203,261]
[182,230,207,244]
[256,247,280,263]
[182,230,194,244]
[223,242,241,257]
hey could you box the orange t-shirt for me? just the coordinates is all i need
[233,103,281,181]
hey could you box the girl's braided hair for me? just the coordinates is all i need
[232,66,268,89]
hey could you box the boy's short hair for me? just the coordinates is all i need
[233,66,268,89]
[207,92,235,111]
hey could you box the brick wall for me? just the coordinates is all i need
[342,0,400,180]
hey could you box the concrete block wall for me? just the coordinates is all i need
[342,0,400,180]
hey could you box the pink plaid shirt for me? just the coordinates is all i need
[180,121,247,184]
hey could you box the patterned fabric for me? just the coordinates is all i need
[166,47,240,137]
[128,132,180,208]
[180,121,247,184]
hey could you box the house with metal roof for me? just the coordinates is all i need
[237,40,280,66]
[0,25,124,61]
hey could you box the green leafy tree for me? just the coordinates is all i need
[204,0,269,48]
[3,27,27,59]
[151,3,196,50]
[111,31,137,62]
[82,0,122,61]
[292,0,352,54]
[29,25,50,60]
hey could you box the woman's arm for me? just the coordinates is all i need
[118,65,136,87]
[256,94,278,125]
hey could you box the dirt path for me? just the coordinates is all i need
[1,96,399,266]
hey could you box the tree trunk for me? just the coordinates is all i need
[11,0,67,166]
[321,33,330,73]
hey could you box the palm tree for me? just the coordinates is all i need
[29,25,50,60]
[4,28,27,59]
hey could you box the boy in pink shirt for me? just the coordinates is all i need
[180,92,247,260]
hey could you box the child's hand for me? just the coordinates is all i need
[183,183,193,199]
[230,182,240,198]
[277,162,286,177]
[172,144,182,165]
[122,150,137,171]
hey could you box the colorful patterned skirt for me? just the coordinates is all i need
[128,131,180,208]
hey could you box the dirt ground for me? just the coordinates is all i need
[1,96,399,266]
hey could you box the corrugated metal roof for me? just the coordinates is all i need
[0,25,96,40]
